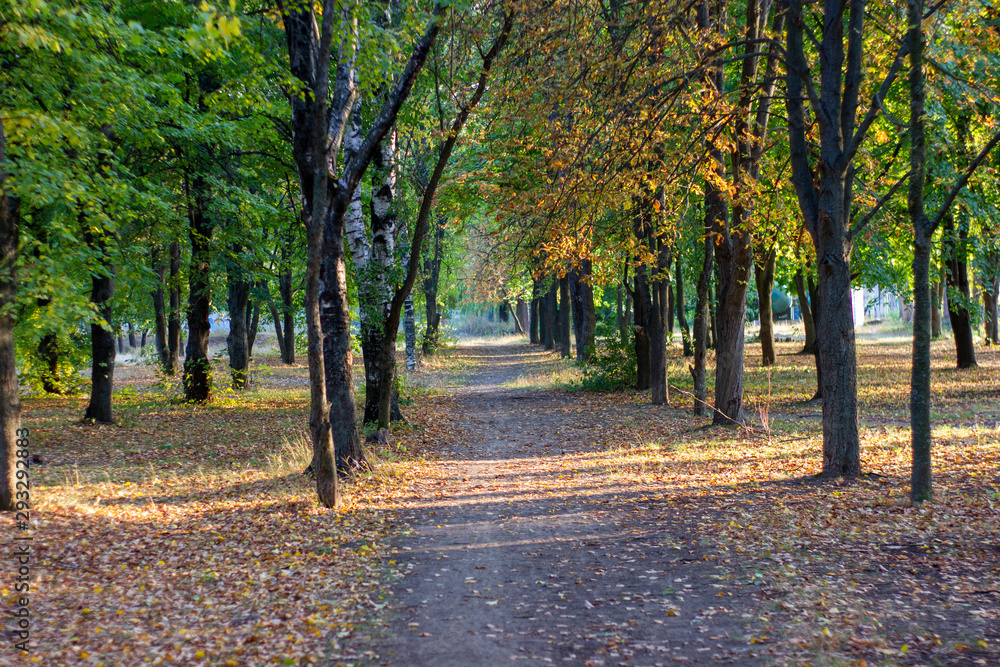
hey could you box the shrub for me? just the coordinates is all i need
[582,321,636,391]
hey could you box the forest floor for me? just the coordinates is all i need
[3,333,1000,666]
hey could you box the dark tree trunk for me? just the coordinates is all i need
[908,0,932,503]
[278,265,295,364]
[632,266,651,392]
[755,246,776,366]
[543,278,556,350]
[808,273,823,401]
[321,221,365,469]
[676,255,692,357]
[573,259,596,361]
[128,322,137,349]
[649,237,670,405]
[984,278,999,345]
[943,216,977,368]
[85,237,116,424]
[0,132,22,510]
[665,252,674,339]
[785,0,867,475]
[516,298,529,337]
[498,303,509,322]
[793,264,816,354]
[708,275,717,350]
[183,176,213,403]
[559,274,571,358]
[141,329,147,348]
[152,245,168,368]
[422,214,446,354]
[166,240,182,374]
[692,218,715,415]
[528,278,542,345]
[265,282,287,361]
[930,274,943,338]
[247,288,261,360]
[117,336,125,354]
[226,257,250,390]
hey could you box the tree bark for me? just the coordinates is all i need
[984,277,999,345]
[755,246,776,366]
[785,0,872,475]
[183,176,213,403]
[543,278,556,350]
[676,254,692,357]
[152,245,169,369]
[421,214,446,354]
[559,274,571,358]
[278,264,295,364]
[692,222,714,415]
[166,240,181,374]
[128,322,138,349]
[930,274,943,338]
[632,265,651,392]
[516,298,529,337]
[793,264,816,354]
[0,123,22,511]
[226,256,250,390]
[943,216,977,368]
[529,277,540,344]
[908,0,932,503]
[85,235,116,424]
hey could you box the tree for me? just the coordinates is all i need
[784,0,905,476]
[0,119,22,512]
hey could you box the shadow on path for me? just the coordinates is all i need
[372,343,765,666]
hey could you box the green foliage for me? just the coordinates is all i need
[581,321,636,392]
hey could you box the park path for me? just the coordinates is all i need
[373,343,763,666]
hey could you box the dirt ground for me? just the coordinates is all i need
[373,345,766,666]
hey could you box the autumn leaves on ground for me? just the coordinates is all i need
[5,334,1000,666]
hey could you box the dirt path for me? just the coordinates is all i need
[373,344,764,666]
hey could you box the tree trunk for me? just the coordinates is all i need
[708,275,717,350]
[582,260,597,359]
[278,265,295,364]
[166,240,181,374]
[226,257,250,390]
[529,279,540,344]
[569,268,586,360]
[152,245,168,369]
[85,237,116,424]
[559,274,571,358]
[649,237,670,405]
[755,246,776,366]
[118,336,125,354]
[984,278,999,345]
[405,296,416,370]
[543,278,556,350]
[692,218,715,415]
[183,176,213,403]
[247,290,261,360]
[785,0,864,475]
[943,216,977,368]
[793,265,816,354]
[632,265,651,392]
[930,274,943,338]
[516,298,529,337]
[421,214,446,354]
[128,322,137,349]
[676,254,692,356]
[0,129,22,511]
[908,0,932,503]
